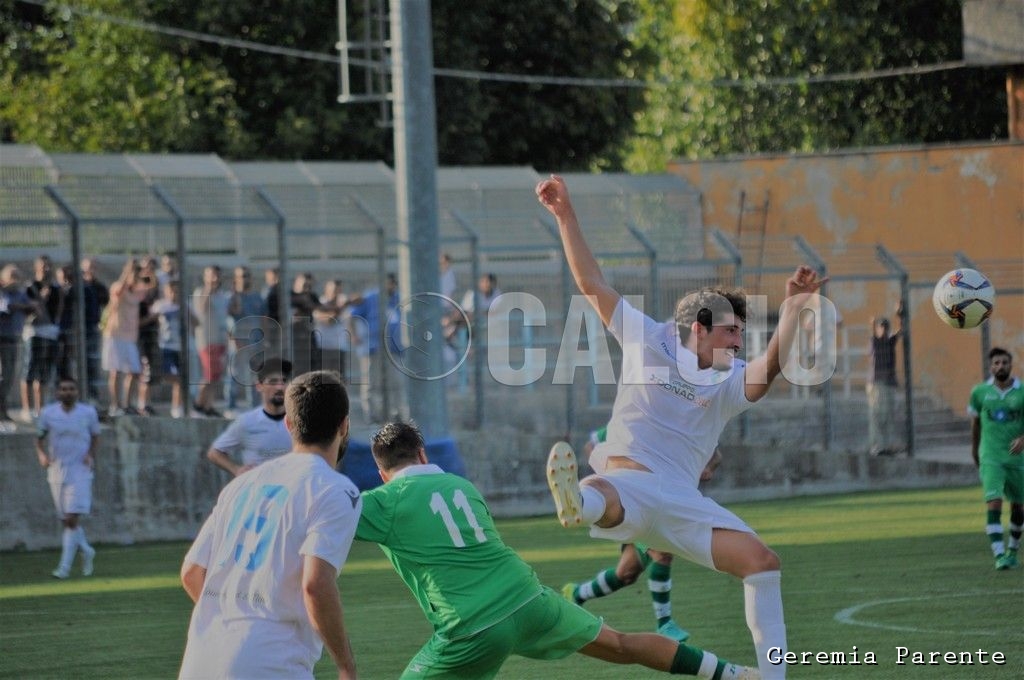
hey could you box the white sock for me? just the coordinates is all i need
[59,528,77,571]
[76,527,92,552]
[580,486,607,525]
[744,570,787,679]
[696,651,718,679]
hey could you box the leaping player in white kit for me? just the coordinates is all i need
[538,175,827,679]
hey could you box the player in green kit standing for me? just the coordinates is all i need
[356,422,759,679]
[969,347,1024,570]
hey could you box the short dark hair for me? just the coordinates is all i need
[256,357,293,382]
[989,347,1012,361]
[371,421,424,472]
[285,371,349,447]
[674,287,747,342]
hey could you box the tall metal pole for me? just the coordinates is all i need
[391,0,448,438]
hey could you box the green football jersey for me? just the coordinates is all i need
[969,379,1024,465]
[356,466,542,640]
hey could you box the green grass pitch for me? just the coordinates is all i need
[2,486,1021,679]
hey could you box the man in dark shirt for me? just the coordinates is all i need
[867,310,902,455]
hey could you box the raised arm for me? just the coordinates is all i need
[745,265,828,402]
[536,175,621,326]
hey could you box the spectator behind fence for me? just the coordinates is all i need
[226,265,267,415]
[867,307,903,456]
[22,255,63,422]
[102,258,145,418]
[290,272,323,376]
[158,252,177,289]
[348,273,404,423]
[54,264,77,383]
[445,272,501,362]
[135,257,162,416]
[315,279,353,382]
[191,265,231,418]
[151,281,192,418]
[80,258,109,402]
[1,264,33,430]
[261,266,282,354]
[439,252,456,300]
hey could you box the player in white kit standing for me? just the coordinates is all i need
[179,370,361,679]
[538,175,827,679]
[36,376,100,579]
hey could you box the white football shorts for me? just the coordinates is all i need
[48,465,93,516]
[588,467,753,571]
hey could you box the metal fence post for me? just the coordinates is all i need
[877,244,914,457]
[795,236,833,452]
[42,186,88,394]
[955,251,992,381]
[254,188,290,363]
[150,184,190,418]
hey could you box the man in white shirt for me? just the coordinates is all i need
[538,175,827,679]
[35,376,100,579]
[179,370,360,679]
[207,358,293,477]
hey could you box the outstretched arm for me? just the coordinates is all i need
[745,265,828,402]
[536,175,620,326]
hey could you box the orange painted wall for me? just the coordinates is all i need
[670,142,1024,416]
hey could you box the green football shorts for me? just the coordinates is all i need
[399,587,603,679]
[980,459,1024,503]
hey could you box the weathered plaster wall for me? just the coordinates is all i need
[670,142,1024,411]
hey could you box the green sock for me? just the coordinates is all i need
[648,561,673,626]
[669,643,703,675]
[576,568,624,601]
[633,542,654,570]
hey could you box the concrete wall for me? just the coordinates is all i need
[0,417,977,551]
[669,142,1024,413]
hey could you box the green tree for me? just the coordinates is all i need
[0,0,250,154]
[149,0,646,168]
[430,1,647,170]
[3,1,647,168]
[624,0,1008,170]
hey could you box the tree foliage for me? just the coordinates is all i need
[0,0,250,154]
[624,0,1009,170]
[1,1,1008,170]
[2,0,646,168]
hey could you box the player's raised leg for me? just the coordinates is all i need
[547,441,582,526]
[547,441,622,529]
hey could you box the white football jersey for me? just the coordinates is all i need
[593,297,753,487]
[37,402,100,471]
[179,453,361,680]
[211,408,292,467]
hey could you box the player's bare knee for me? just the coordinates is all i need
[618,567,642,585]
[753,546,781,573]
[581,477,625,527]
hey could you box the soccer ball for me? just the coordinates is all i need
[931,268,995,329]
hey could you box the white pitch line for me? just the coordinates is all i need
[834,589,1024,636]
